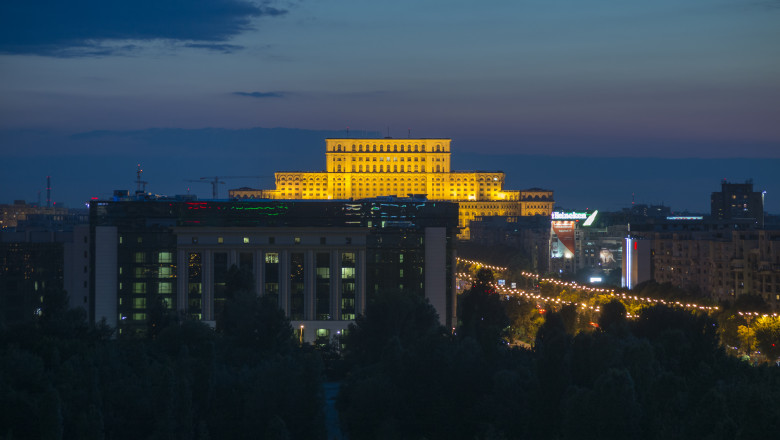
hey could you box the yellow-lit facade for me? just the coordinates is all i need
[230,138,554,238]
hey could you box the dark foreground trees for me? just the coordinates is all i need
[338,291,780,440]
[0,268,326,440]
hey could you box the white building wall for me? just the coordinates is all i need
[622,237,651,289]
[64,224,90,312]
[425,227,448,326]
[94,226,118,328]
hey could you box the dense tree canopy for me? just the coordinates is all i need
[338,290,780,440]
[0,267,326,440]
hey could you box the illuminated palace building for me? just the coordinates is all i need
[230,139,554,238]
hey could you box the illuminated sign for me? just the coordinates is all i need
[551,221,576,258]
[589,277,603,283]
[582,210,598,226]
[551,211,587,220]
[666,216,703,221]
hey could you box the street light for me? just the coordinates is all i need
[299,325,304,345]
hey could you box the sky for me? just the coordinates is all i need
[1,0,778,213]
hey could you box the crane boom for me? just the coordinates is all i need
[186,175,272,199]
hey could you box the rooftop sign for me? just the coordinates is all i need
[666,216,703,221]
[551,211,588,220]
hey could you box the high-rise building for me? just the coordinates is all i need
[229,138,554,238]
[88,197,458,339]
[622,237,652,290]
[0,217,89,324]
[711,179,764,228]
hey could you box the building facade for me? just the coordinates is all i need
[228,138,554,238]
[89,197,458,339]
[0,224,90,324]
[711,179,764,228]
[640,229,780,308]
[0,201,71,229]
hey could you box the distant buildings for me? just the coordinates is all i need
[469,210,627,282]
[711,179,764,228]
[618,180,779,309]
[88,197,458,340]
[0,217,89,324]
[628,226,780,309]
[0,200,73,229]
[228,138,554,239]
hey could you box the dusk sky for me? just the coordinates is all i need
[1,1,778,212]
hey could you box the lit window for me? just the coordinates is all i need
[243,237,250,244]
[158,252,173,263]
[159,282,173,294]
[218,237,224,244]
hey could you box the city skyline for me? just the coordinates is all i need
[1,1,779,212]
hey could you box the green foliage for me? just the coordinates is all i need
[504,297,543,345]
[738,325,757,354]
[339,292,780,440]
[0,273,326,440]
[753,316,780,359]
[458,269,510,352]
[343,289,445,367]
[598,299,627,333]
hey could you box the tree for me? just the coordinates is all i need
[737,325,756,354]
[753,316,780,359]
[531,312,572,438]
[458,268,509,352]
[343,289,444,366]
[559,303,580,335]
[220,291,294,357]
[598,299,627,333]
[147,295,177,340]
[732,294,771,313]
[504,297,543,345]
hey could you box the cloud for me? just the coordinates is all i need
[233,91,288,98]
[0,0,288,56]
[184,43,245,54]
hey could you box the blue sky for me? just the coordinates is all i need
[1,1,778,211]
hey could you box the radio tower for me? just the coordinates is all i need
[136,164,148,194]
[46,176,51,208]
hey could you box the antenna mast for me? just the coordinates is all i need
[136,164,148,194]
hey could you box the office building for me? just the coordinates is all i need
[711,179,764,228]
[89,197,458,339]
[0,226,89,324]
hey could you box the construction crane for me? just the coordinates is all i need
[185,175,271,199]
[184,179,224,199]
